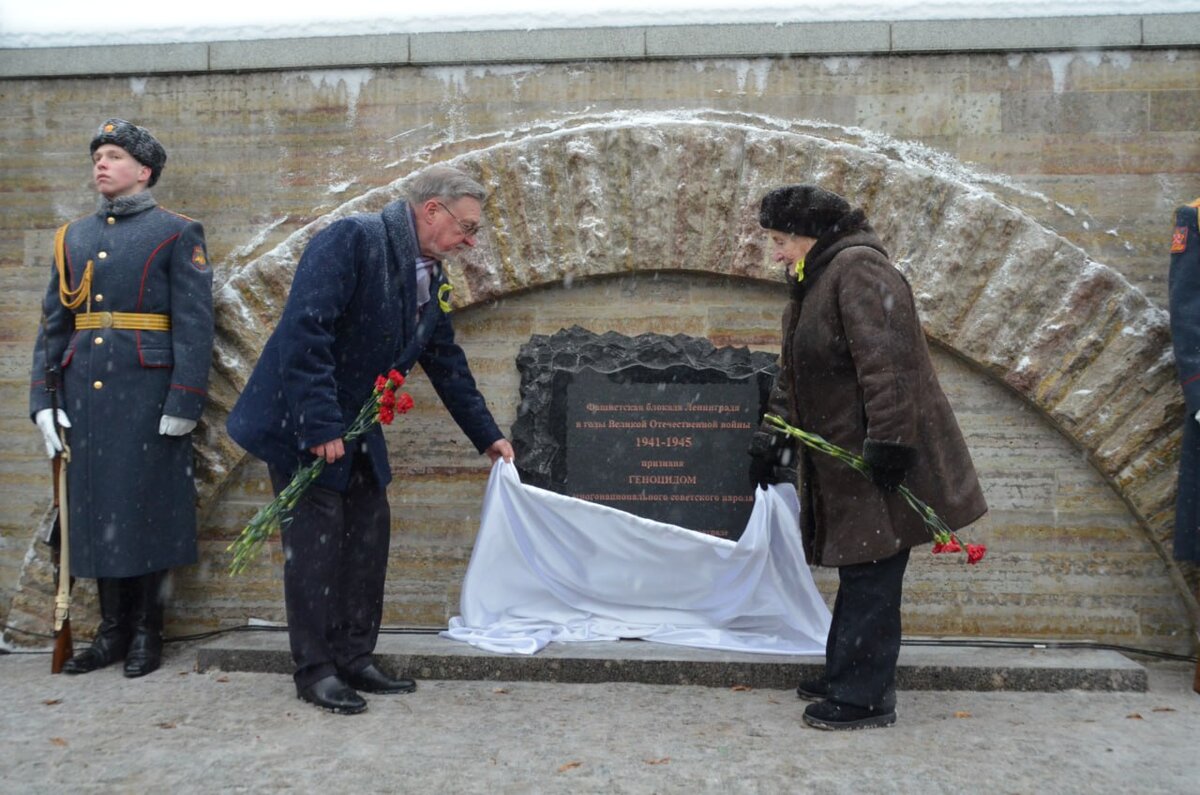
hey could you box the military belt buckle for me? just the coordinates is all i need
[98,311,114,328]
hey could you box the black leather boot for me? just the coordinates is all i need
[63,577,131,674]
[124,570,165,678]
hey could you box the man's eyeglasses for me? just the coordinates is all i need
[436,201,480,237]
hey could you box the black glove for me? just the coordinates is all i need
[863,438,916,492]
[748,429,798,488]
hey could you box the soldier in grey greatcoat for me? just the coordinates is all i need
[1168,198,1200,565]
[1166,199,1200,695]
[30,119,214,678]
[750,185,987,730]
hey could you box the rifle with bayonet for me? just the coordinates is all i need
[40,355,74,672]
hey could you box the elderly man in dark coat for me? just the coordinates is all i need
[227,164,514,715]
[30,119,214,678]
[750,185,987,730]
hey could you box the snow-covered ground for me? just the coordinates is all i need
[1,0,1196,48]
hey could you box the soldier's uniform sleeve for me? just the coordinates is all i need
[162,219,214,420]
[1168,201,1200,413]
[29,222,78,418]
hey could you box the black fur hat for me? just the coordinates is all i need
[759,185,851,239]
[89,119,167,187]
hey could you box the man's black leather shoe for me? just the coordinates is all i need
[343,663,417,694]
[297,675,367,715]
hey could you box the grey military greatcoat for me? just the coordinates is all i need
[30,194,214,578]
[1168,200,1200,562]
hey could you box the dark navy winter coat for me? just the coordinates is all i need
[30,197,214,578]
[226,200,503,492]
[1168,200,1200,562]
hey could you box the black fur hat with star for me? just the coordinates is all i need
[759,185,852,239]
[89,118,167,187]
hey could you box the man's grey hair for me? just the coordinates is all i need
[405,164,487,206]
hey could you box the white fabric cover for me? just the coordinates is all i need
[442,460,831,655]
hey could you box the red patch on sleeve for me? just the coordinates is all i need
[1171,227,1188,254]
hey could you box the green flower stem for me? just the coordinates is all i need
[762,413,954,546]
[227,386,387,576]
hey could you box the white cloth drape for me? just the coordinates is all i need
[441,461,831,655]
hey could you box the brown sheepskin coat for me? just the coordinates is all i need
[767,210,987,567]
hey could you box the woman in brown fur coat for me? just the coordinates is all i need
[750,185,987,730]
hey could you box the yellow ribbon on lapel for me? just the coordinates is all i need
[437,283,453,314]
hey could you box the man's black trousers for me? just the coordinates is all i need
[270,455,391,690]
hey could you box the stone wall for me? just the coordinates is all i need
[1,19,1198,652]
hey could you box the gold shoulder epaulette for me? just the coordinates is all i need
[159,207,196,222]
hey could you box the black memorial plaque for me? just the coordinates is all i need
[511,327,779,540]
[565,369,760,537]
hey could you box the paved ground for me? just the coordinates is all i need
[2,639,1197,794]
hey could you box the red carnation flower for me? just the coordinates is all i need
[228,369,417,576]
[966,544,987,565]
[933,536,962,554]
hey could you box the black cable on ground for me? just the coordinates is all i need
[3,621,1197,663]
[0,621,444,654]
[899,637,1198,664]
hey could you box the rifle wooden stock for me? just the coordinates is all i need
[1193,632,1199,694]
[51,618,73,674]
[49,452,73,674]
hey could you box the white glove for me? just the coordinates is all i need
[158,415,197,436]
[35,408,71,458]
[1195,409,1200,426]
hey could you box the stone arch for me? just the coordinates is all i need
[199,110,1195,632]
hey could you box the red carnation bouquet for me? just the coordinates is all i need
[227,370,414,575]
[763,413,986,564]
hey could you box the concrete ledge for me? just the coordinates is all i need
[2,15,1198,80]
[891,15,1142,52]
[0,42,208,78]
[644,21,890,58]
[1144,13,1200,47]
[195,630,1150,692]
[410,27,644,65]
[210,34,409,72]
